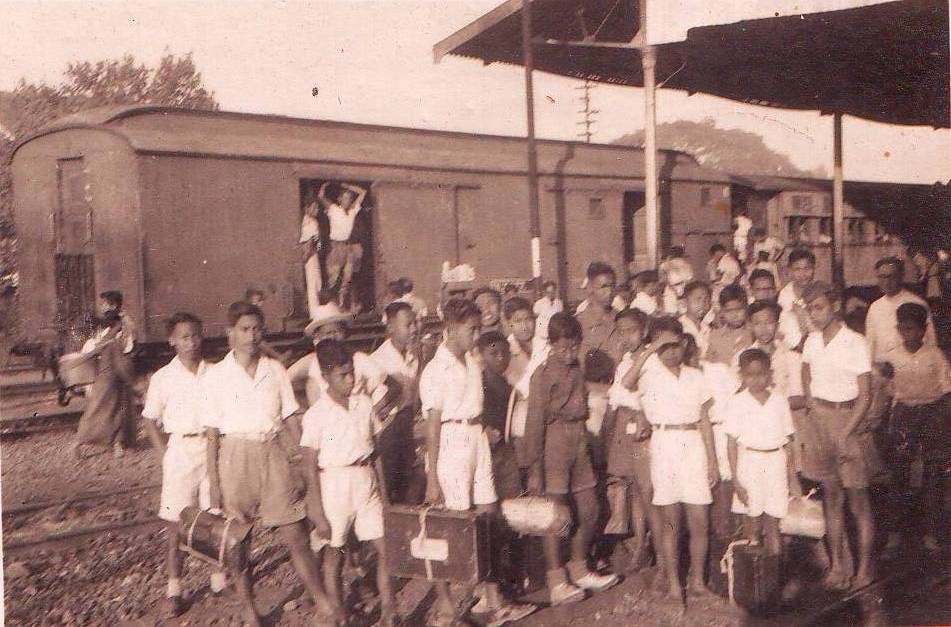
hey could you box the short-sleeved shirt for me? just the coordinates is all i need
[638,363,711,426]
[714,254,742,286]
[630,292,659,315]
[419,343,484,423]
[142,357,209,435]
[371,339,419,411]
[300,394,377,469]
[680,314,712,358]
[701,361,742,424]
[802,325,872,403]
[705,324,754,366]
[533,296,563,339]
[201,352,299,435]
[608,351,643,411]
[752,236,786,263]
[884,344,951,406]
[327,202,360,242]
[865,290,936,362]
[523,358,588,466]
[723,389,795,451]
[575,304,624,368]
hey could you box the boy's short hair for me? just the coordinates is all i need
[502,296,532,320]
[788,248,816,267]
[385,300,412,322]
[719,284,748,308]
[471,286,502,304]
[896,302,928,327]
[227,301,264,327]
[245,287,265,301]
[315,338,353,372]
[398,277,414,292]
[646,316,683,342]
[166,311,203,335]
[542,280,557,290]
[709,243,726,255]
[100,290,123,308]
[683,280,712,298]
[738,347,771,370]
[442,298,481,325]
[635,270,659,285]
[875,256,905,274]
[748,268,776,286]
[97,310,121,329]
[586,261,616,281]
[747,300,782,321]
[548,312,583,343]
[668,245,686,258]
[584,350,615,384]
[616,307,648,327]
[477,330,509,351]
[802,281,839,305]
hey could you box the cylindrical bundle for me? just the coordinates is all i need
[500,496,571,537]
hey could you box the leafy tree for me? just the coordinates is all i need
[612,117,827,178]
[0,54,218,335]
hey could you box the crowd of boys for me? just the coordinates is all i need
[129,236,948,626]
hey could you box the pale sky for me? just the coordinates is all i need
[2,0,948,183]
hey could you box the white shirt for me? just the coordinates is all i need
[306,350,387,401]
[714,254,742,286]
[371,339,419,411]
[752,236,786,263]
[638,363,711,425]
[723,389,795,451]
[300,207,319,243]
[300,393,377,469]
[680,314,712,358]
[327,202,359,242]
[700,361,742,424]
[419,343,483,423]
[777,283,802,315]
[630,292,658,315]
[865,290,936,362]
[802,325,872,403]
[396,292,428,318]
[533,296,563,339]
[201,352,299,435]
[608,351,642,411]
[142,357,209,435]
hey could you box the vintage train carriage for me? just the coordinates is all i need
[11,106,733,346]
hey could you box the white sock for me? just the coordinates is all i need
[167,578,182,598]
[210,571,227,593]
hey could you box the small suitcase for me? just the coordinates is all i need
[385,504,492,585]
[178,506,253,569]
[718,540,780,613]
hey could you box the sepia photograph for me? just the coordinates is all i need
[0,1,948,625]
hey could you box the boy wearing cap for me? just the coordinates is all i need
[202,302,335,625]
[800,282,876,590]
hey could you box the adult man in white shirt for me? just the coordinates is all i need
[316,181,368,313]
[865,257,936,362]
[533,280,563,340]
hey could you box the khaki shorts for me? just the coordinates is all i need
[219,436,306,527]
[544,421,598,495]
[799,403,880,489]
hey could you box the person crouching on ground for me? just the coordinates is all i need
[420,298,536,627]
[142,312,227,618]
[524,312,620,606]
[202,301,335,625]
[636,317,719,604]
[725,349,800,559]
[300,339,396,626]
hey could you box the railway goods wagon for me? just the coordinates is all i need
[11,106,733,347]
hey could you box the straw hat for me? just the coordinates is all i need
[304,302,352,336]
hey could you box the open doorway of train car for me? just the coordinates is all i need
[622,191,648,275]
[55,158,97,352]
[298,179,375,316]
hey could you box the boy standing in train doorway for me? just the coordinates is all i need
[316,181,368,315]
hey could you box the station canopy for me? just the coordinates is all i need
[434,0,950,128]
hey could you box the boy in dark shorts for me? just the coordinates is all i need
[525,312,620,605]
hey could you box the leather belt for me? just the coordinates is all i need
[744,445,782,453]
[813,397,856,410]
[223,432,277,442]
[653,422,699,431]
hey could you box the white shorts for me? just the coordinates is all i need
[731,448,789,519]
[437,422,497,511]
[319,466,384,547]
[159,434,210,522]
[649,430,712,506]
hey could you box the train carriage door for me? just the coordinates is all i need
[623,191,648,273]
[373,182,455,307]
[54,158,96,351]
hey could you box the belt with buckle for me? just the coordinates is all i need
[813,397,856,410]
[653,422,699,431]
[224,432,276,442]
[179,432,203,438]
[744,445,782,453]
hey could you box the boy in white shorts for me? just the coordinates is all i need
[420,298,535,627]
[725,349,799,557]
[142,312,226,618]
[300,339,395,626]
[637,317,719,604]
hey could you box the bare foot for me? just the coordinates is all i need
[822,567,851,591]
[851,567,875,590]
[686,580,718,599]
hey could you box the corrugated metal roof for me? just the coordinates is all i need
[13,105,735,183]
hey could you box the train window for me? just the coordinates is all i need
[588,197,605,220]
[700,187,711,207]
[787,216,809,243]
[791,194,814,212]
[846,218,866,244]
[818,217,832,244]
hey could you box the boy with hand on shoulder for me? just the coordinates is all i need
[636,317,719,603]
[300,339,396,626]
[725,349,799,558]
[142,312,226,619]
[524,313,620,606]
[420,298,536,627]
[800,282,877,590]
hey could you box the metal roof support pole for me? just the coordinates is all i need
[642,43,659,270]
[832,112,845,288]
[521,0,543,297]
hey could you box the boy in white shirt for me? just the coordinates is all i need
[300,340,396,626]
[533,280,563,341]
[800,282,877,590]
[142,313,226,618]
[725,349,799,557]
[679,280,713,357]
[636,318,719,603]
[630,270,661,315]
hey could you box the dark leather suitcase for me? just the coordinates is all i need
[716,540,780,613]
[385,504,492,585]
